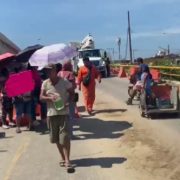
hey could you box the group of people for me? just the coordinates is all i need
[0,54,153,172]
[0,56,101,172]
[39,56,101,172]
[0,65,47,133]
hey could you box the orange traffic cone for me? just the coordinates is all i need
[118,67,127,78]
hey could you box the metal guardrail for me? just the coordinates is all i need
[161,72,180,77]
[111,64,180,78]
[111,64,180,70]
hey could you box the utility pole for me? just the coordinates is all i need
[112,48,115,60]
[128,11,133,63]
[117,37,121,60]
[167,44,170,55]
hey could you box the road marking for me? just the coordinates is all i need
[3,137,30,180]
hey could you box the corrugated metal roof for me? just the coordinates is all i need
[0,32,21,54]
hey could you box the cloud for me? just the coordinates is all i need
[127,0,179,5]
[132,27,180,38]
[132,31,161,38]
[163,27,180,34]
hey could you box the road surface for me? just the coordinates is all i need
[98,77,180,133]
[0,77,180,180]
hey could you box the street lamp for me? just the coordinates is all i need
[116,37,121,60]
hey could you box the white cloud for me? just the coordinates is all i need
[141,0,176,3]
[132,27,180,38]
[127,0,179,5]
[133,31,161,38]
[163,27,180,34]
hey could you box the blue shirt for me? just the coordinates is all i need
[141,72,152,95]
[137,64,148,80]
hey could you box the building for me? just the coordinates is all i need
[0,32,21,54]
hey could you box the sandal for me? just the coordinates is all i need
[59,161,65,167]
[16,128,22,133]
[126,99,132,105]
[65,162,75,173]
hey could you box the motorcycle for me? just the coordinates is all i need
[128,74,141,100]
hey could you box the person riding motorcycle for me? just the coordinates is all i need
[126,57,149,105]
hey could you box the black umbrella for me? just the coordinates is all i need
[16,44,43,62]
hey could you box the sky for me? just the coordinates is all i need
[1,0,180,59]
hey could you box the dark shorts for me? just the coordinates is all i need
[14,101,31,119]
[48,115,70,145]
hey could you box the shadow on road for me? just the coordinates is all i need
[93,108,127,114]
[33,122,49,135]
[77,106,127,114]
[150,113,180,120]
[73,117,132,140]
[0,135,13,139]
[72,157,127,168]
[0,150,7,153]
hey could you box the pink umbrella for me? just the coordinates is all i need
[5,70,35,97]
[0,52,15,62]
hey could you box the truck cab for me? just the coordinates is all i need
[77,48,110,77]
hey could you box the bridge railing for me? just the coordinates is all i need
[110,64,180,80]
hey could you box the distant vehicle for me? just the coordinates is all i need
[155,50,166,57]
[175,58,180,65]
[74,34,111,77]
[77,48,110,77]
[81,34,95,49]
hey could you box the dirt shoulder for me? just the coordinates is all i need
[88,88,180,180]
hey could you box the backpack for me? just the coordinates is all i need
[83,68,91,86]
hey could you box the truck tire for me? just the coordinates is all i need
[102,69,108,78]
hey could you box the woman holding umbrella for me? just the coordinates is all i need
[30,43,77,172]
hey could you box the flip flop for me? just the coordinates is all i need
[65,163,75,173]
[59,161,65,167]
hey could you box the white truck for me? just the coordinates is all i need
[73,34,111,77]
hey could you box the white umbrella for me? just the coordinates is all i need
[29,43,77,70]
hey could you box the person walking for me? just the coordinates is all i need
[58,61,76,136]
[30,66,47,124]
[0,68,15,129]
[13,67,33,133]
[40,64,74,173]
[77,56,101,115]
[14,92,33,133]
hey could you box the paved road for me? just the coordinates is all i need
[0,88,135,180]
[98,77,180,134]
[0,77,180,180]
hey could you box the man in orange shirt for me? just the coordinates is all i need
[77,57,101,115]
